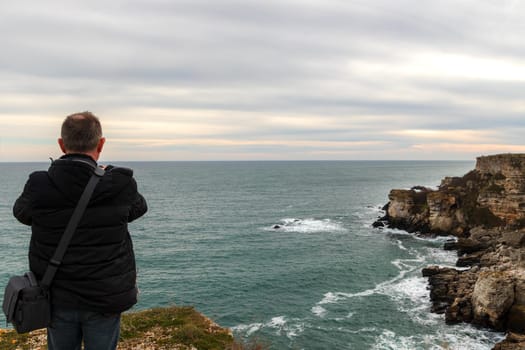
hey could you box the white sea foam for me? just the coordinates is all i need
[233,315,305,340]
[393,239,408,250]
[438,324,505,349]
[311,305,327,318]
[268,316,305,339]
[354,211,365,219]
[425,246,458,267]
[384,230,459,268]
[318,289,375,305]
[269,316,286,327]
[391,255,425,271]
[371,325,504,350]
[314,249,432,332]
[319,291,343,305]
[318,254,425,308]
[381,227,414,236]
[232,322,264,337]
[388,276,429,304]
[383,275,442,326]
[334,312,354,322]
[414,234,457,243]
[372,330,422,350]
[268,218,346,233]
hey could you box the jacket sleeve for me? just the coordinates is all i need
[13,178,33,226]
[128,178,147,223]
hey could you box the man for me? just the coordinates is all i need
[13,112,147,350]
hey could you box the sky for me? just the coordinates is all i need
[1,0,524,161]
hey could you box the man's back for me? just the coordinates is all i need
[14,154,147,313]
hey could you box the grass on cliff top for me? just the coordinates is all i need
[120,305,234,349]
[0,329,36,350]
[0,306,267,350]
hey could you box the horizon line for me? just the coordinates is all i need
[0,159,475,164]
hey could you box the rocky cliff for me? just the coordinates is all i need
[376,154,525,350]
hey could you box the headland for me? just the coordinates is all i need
[375,153,525,349]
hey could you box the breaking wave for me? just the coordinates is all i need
[268,217,347,233]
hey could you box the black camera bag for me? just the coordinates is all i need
[3,272,50,333]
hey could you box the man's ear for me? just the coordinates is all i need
[97,137,106,153]
[58,138,67,154]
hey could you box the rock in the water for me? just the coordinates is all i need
[372,220,385,228]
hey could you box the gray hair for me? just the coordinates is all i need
[61,111,102,152]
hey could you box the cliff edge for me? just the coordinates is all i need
[376,154,525,350]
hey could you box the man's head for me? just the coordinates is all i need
[58,111,106,160]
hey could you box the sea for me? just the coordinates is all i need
[0,161,505,349]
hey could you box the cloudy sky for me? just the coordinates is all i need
[1,0,524,161]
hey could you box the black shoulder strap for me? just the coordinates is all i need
[40,167,105,289]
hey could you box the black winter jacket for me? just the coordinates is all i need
[13,154,147,313]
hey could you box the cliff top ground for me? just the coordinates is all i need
[0,306,265,350]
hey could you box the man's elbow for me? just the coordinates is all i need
[129,195,148,222]
[13,204,32,226]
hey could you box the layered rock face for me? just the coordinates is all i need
[377,154,525,350]
[381,154,525,234]
[476,154,525,225]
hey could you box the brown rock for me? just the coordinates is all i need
[472,271,515,330]
[501,230,525,248]
[508,305,525,333]
[515,278,525,305]
[423,267,477,322]
[454,237,491,255]
[476,154,525,227]
[385,189,430,233]
[446,296,473,324]
[457,251,485,267]
[422,265,446,277]
[492,332,525,350]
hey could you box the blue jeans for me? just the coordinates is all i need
[47,306,121,350]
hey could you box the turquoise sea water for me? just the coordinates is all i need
[0,161,504,349]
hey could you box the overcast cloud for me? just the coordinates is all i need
[1,0,524,161]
